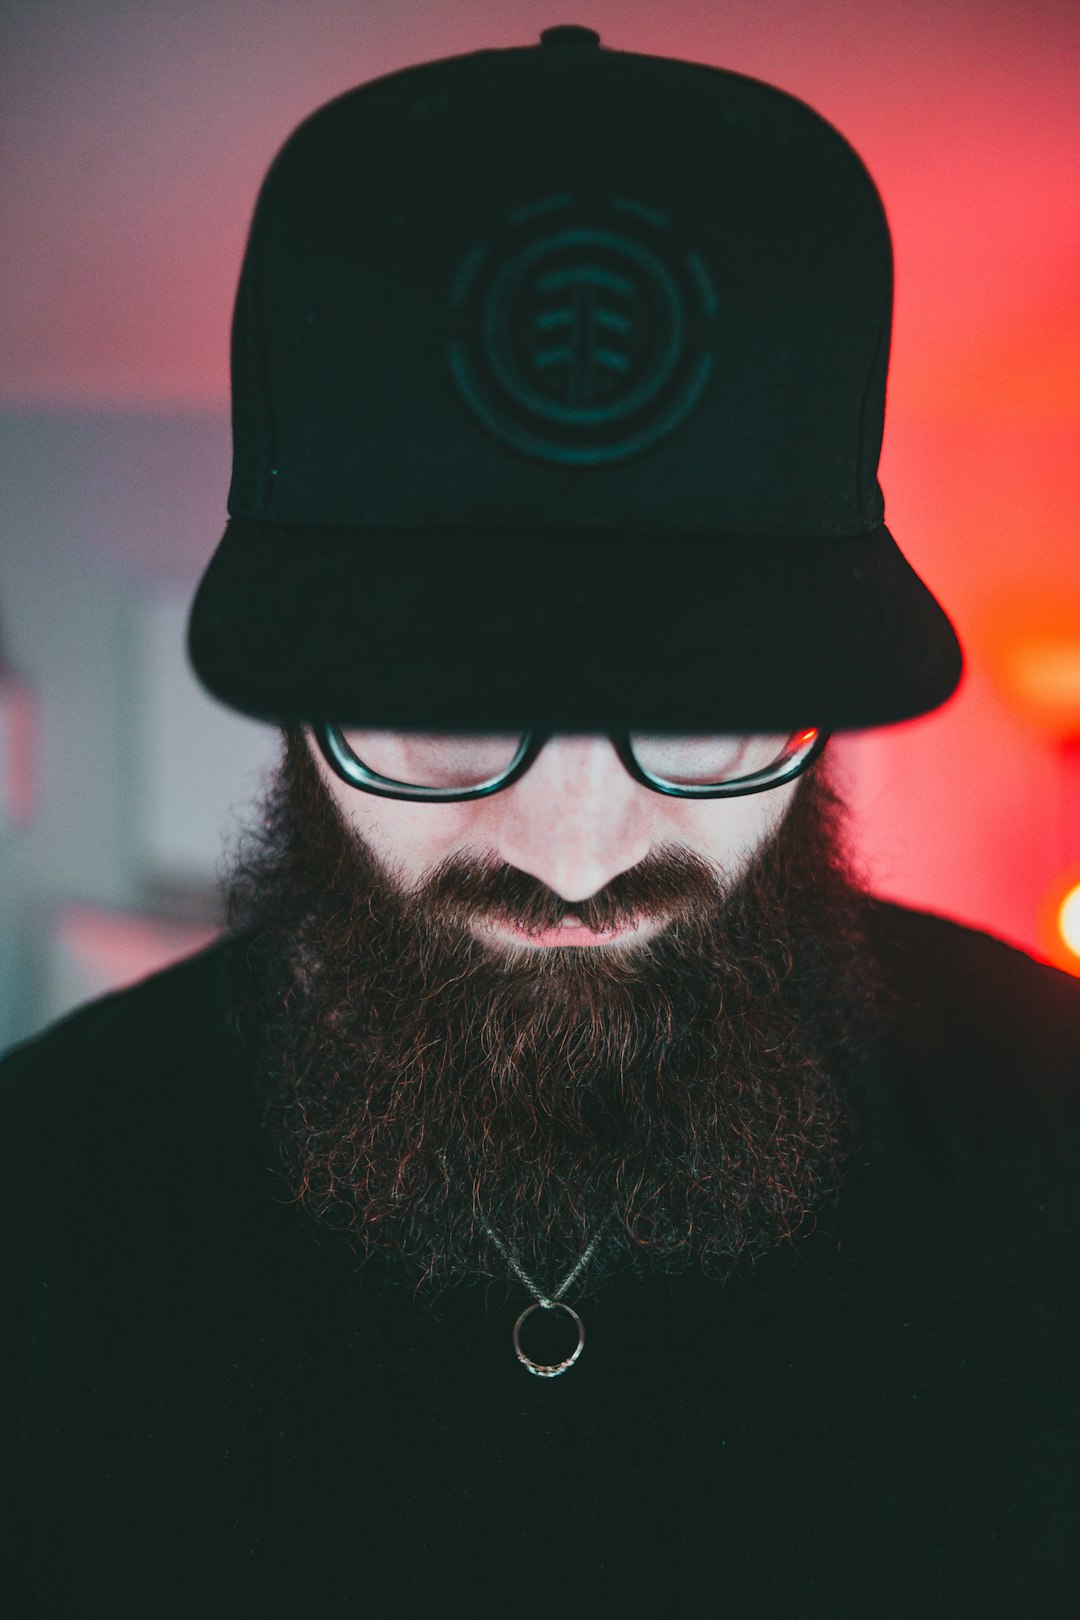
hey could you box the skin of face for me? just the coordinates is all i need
[306,730,800,952]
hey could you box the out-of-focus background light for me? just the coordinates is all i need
[1040,862,1080,974]
[1059,881,1080,960]
[1,0,1078,1051]
[975,592,1080,972]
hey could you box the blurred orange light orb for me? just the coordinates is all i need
[1059,883,1080,960]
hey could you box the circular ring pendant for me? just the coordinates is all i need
[512,1301,585,1378]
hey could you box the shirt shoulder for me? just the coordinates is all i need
[0,933,246,1139]
[862,897,1080,1243]
[865,895,1080,1084]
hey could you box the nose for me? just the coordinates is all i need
[488,734,655,905]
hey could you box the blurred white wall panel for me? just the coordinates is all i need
[137,587,279,891]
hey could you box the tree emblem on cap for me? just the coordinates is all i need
[447,194,716,466]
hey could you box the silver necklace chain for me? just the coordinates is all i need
[482,1222,603,1307]
[482,1216,611,1378]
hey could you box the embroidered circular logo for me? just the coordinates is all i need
[447,196,716,466]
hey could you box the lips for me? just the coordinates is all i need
[507,914,640,948]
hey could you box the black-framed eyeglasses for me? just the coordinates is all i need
[311,722,830,803]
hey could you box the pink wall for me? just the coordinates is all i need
[2,0,1079,968]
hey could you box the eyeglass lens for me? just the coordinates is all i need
[336,728,820,790]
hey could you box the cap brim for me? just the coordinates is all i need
[187,518,963,732]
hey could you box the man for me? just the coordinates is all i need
[2,25,1078,1618]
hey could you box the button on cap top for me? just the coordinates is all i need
[539,25,601,47]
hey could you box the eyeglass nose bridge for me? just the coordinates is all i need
[309,723,830,804]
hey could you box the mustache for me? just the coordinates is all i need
[400,840,737,940]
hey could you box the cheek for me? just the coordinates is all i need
[307,740,460,883]
[336,792,482,887]
[684,781,798,870]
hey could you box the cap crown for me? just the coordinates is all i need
[227,32,893,540]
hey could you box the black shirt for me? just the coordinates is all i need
[1,899,1079,1618]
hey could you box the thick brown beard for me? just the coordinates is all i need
[225,729,892,1302]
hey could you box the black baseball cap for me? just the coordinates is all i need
[187,24,963,734]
